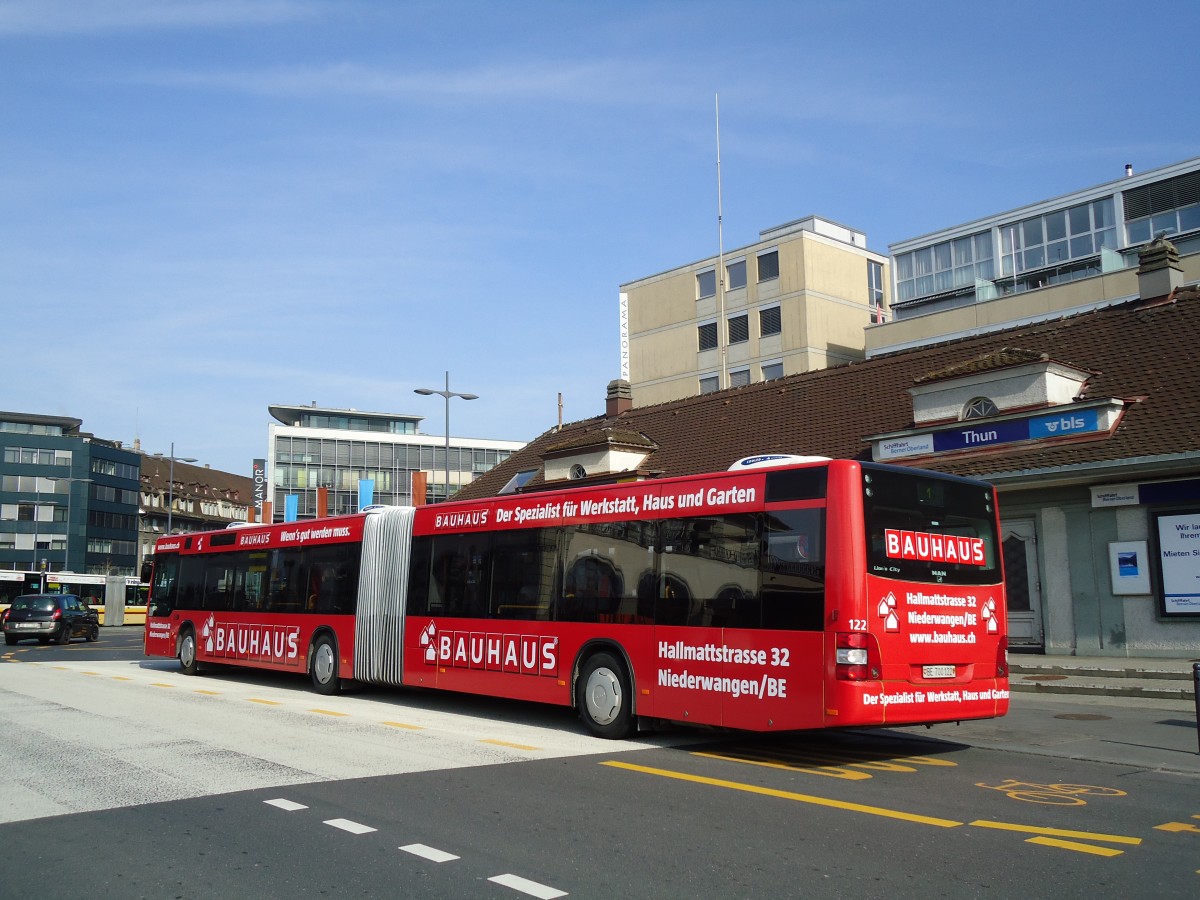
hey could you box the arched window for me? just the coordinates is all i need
[962,397,999,420]
[569,464,587,480]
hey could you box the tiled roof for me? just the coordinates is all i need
[456,285,1200,500]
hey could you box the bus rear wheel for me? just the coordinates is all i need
[310,635,340,695]
[179,629,200,676]
[577,652,633,739]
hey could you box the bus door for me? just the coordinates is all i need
[144,553,179,657]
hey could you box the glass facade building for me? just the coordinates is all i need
[890,157,1200,318]
[267,404,524,518]
[0,411,140,577]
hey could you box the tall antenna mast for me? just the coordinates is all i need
[715,93,728,389]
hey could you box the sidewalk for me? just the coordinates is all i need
[1008,653,1198,702]
[894,687,1200,776]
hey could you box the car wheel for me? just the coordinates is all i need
[87,624,99,643]
[55,623,71,645]
[179,629,200,676]
[4,635,17,646]
[310,635,339,695]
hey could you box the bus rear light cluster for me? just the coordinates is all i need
[835,632,881,681]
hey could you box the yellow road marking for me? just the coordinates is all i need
[481,739,540,751]
[247,698,281,706]
[1026,836,1124,857]
[310,709,348,717]
[1155,822,1200,834]
[969,820,1141,845]
[602,761,962,827]
[382,721,424,730]
[83,671,101,676]
[193,689,221,695]
[111,676,132,681]
[692,750,871,781]
[150,682,175,688]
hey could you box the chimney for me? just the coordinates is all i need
[606,379,633,417]
[1125,163,1134,177]
[1137,235,1184,300]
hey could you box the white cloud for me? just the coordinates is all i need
[129,57,691,107]
[0,0,321,35]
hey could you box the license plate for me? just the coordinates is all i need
[923,665,955,679]
[15,622,38,629]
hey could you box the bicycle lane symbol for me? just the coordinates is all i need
[976,779,1127,806]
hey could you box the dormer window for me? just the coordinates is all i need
[963,397,999,420]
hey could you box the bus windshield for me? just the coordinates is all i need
[862,465,999,586]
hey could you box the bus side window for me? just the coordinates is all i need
[761,508,826,631]
[406,536,435,615]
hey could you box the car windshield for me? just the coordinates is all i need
[12,596,56,612]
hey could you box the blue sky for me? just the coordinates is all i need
[3,0,1198,476]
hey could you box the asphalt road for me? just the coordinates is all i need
[2,628,1198,898]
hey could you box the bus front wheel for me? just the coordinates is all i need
[179,629,200,676]
[577,652,634,739]
[310,635,340,695]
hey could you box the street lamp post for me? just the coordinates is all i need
[154,443,198,534]
[414,371,478,503]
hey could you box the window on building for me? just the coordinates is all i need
[730,368,751,388]
[868,261,886,323]
[1000,198,1116,279]
[696,268,716,299]
[1125,169,1200,244]
[728,314,749,344]
[759,306,781,336]
[757,250,779,282]
[962,397,999,420]
[761,361,784,381]
[698,322,718,351]
[894,230,994,304]
[699,375,720,394]
[726,259,746,290]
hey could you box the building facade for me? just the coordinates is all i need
[870,156,1200,355]
[620,216,889,407]
[461,244,1200,659]
[136,451,254,574]
[1,411,140,585]
[267,403,524,518]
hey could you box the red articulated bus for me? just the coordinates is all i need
[144,456,1009,738]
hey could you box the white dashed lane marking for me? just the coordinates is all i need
[266,798,569,895]
[489,873,568,899]
[264,798,308,812]
[324,818,378,835]
[400,843,460,863]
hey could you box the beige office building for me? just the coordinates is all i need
[620,216,889,407]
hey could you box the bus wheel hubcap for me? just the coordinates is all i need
[315,644,334,683]
[585,667,621,725]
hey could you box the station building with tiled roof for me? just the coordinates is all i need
[460,239,1200,659]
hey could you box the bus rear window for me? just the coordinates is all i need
[862,466,999,586]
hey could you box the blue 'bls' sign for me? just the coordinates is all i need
[933,408,1101,453]
[1027,408,1100,439]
